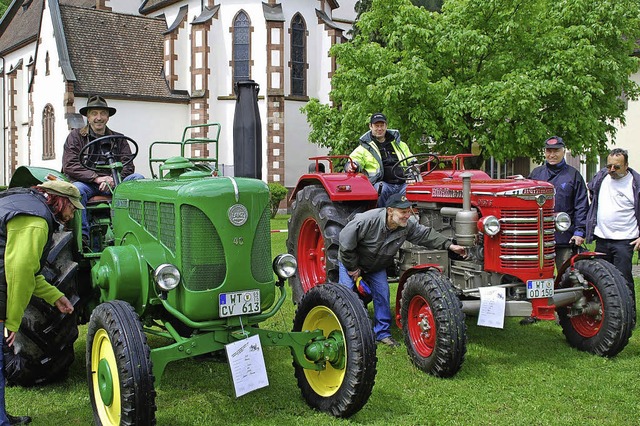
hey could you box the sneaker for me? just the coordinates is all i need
[7,414,32,425]
[377,336,400,348]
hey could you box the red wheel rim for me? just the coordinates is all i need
[570,283,603,338]
[296,218,326,293]
[407,294,436,357]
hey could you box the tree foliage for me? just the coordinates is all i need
[304,0,640,163]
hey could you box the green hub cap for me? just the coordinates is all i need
[97,358,114,406]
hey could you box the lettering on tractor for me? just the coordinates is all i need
[4,82,377,424]
[288,153,634,378]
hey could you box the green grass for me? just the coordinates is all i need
[8,215,640,425]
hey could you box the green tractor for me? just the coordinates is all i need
[5,122,376,424]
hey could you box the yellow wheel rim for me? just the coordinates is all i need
[91,329,121,425]
[302,306,346,396]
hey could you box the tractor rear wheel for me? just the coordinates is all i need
[287,185,364,303]
[292,283,377,418]
[87,301,156,426]
[557,258,633,357]
[4,231,79,386]
[400,270,466,377]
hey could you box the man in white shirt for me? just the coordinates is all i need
[585,148,640,323]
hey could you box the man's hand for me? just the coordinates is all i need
[449,244,467,258]
[570,236,585,246]
[631,237,640,252]
[54,296,74,314]
[93,175,114,192]
[6,330,16,347]
[347,268,361,281]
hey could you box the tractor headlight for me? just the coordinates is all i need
[478,215,501,236]
[154,264,181,291]
[555,212,571,232]
[273,254,297,279]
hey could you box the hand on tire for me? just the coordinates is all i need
[6,330,16,347]
[55,296,74,315]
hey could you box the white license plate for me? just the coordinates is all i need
[526,279,554,299]
[219,290,261,318]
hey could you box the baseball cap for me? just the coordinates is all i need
[37,180,85,209]
[386,193,416,209]
[544,136,565,149]
[370,113,387,124]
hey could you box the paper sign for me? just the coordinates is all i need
[225,334,269,397]
[477,286,506,329]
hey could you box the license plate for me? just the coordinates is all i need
[526,279,554,299]
[219,290,261,318]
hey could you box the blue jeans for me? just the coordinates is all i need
[374,182,406,208]
[339,262,392,341]
[74,173,144,237]
[594,237,636,304]
[0,323,11,426]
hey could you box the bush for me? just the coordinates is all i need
[268,182,288,218]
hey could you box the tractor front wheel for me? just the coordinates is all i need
[86,301,156,426]
[557,258,633,357]
[400,270,466,377]
[292,283,377,418]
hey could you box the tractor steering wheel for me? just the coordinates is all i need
[391,153,440,182]
[79,134,138,170]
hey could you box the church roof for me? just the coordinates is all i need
[0,0,44,55]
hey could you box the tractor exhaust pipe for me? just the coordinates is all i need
[455,172,478,246]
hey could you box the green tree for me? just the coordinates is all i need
[305,0,640,164]
[0,0,10,18]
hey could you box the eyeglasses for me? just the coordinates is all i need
[606,164,622,170]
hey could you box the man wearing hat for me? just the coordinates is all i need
[346,113,414,207]
[529,136,588,269]
[62,96,144,242]
[0,180,78,424]
[338,192,466,347]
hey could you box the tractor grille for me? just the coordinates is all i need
[252,206,273,282]
[144,201,158,237]
[129,200,142,223]
[181,205,226,291]
[159,203,175,251]
[499,208,555,270]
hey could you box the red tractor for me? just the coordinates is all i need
[287,153,634,377]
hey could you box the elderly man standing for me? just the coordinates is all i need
[338,193,466,347]
[529,136,589,268]
[62,96,144,243]
[0,180,78,425]
[346,113,413,207]
[586,148,640,323]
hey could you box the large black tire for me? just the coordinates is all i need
[292,283,377,418]
[87,301,156,426]
[557,258,633,357]
[287,185,365,303]
[4,231,80,386]
[400,270,466,378]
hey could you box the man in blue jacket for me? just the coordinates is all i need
[529,136,589,269]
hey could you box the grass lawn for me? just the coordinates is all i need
[7,215,640,425]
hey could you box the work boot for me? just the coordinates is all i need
[7,414,32,425]
[377,336,400,348]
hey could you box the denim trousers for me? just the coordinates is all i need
[73,173,144,237]
[0,323,11,426]
[338,262,392,340]
[374,182,406,208]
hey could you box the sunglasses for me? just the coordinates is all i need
[606,164,622,170]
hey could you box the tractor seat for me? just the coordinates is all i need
[87,195,111,206]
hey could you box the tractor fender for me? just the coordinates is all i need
[288,173,378,204]
[394,264,445,329]
[9,166,68,188]
[555,251,607,287]
[92,244,149,312]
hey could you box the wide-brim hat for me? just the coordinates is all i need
[79,95,116,117]
[37,180,85,209]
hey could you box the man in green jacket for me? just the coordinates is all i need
[346,113,413,207]
[0,180,79,425]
